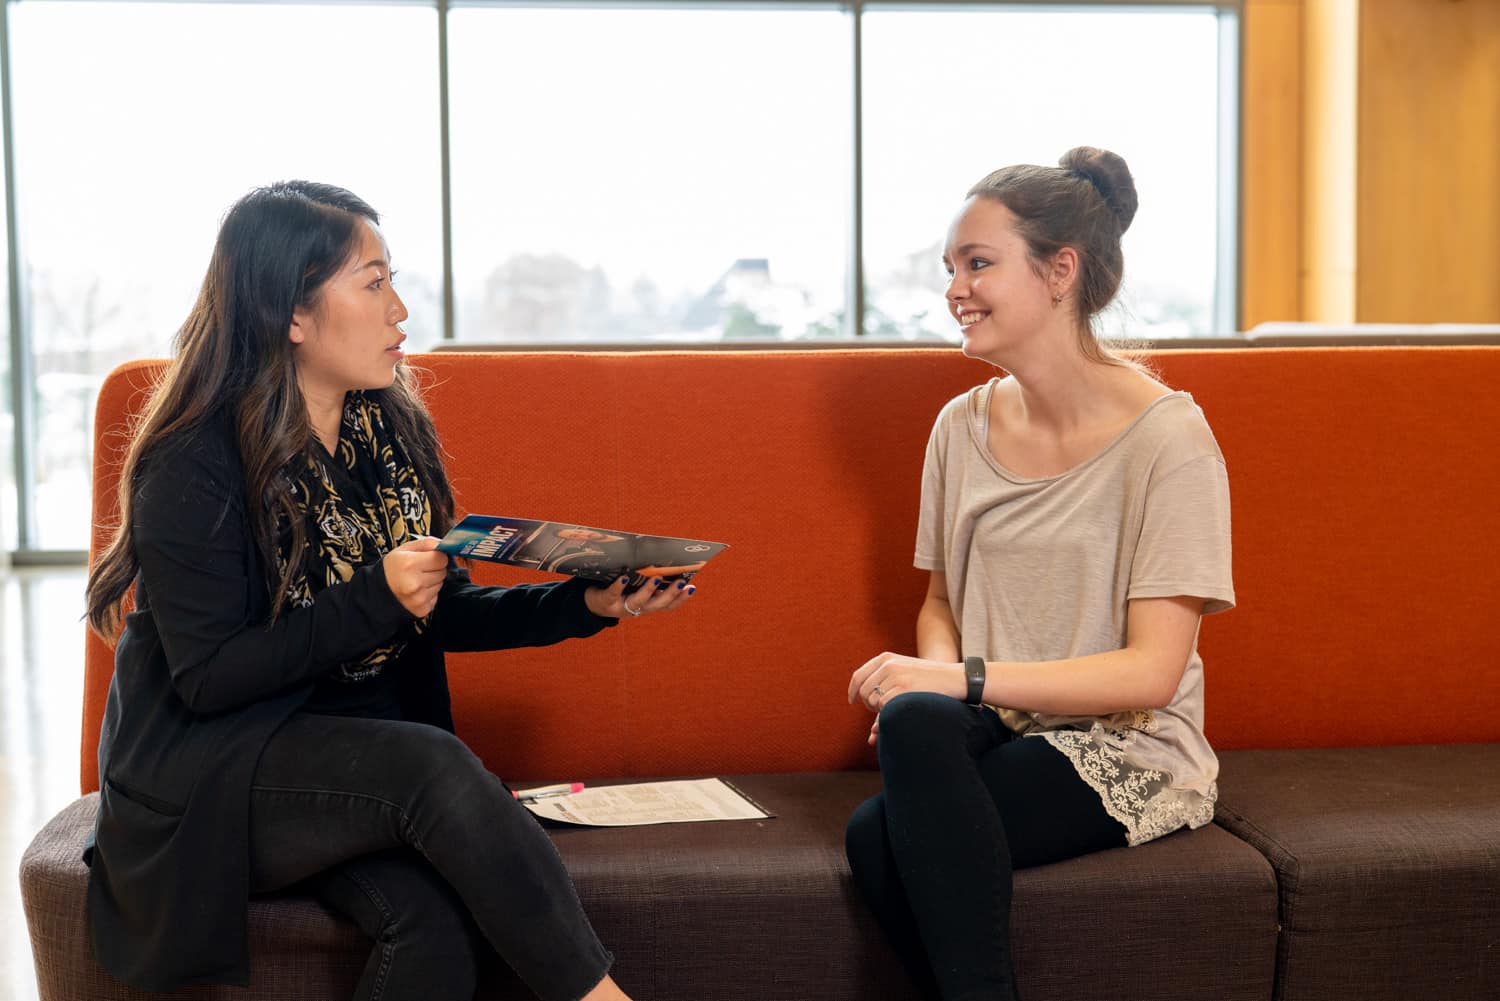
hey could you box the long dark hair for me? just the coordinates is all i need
[87,181,453,638]
[967,146,1140,365]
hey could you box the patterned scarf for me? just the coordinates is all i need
[279,392,432,682]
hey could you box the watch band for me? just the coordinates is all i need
[963,655,986,706]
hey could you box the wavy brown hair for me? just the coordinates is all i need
[967,146,1143,367]
[86,181,453,638]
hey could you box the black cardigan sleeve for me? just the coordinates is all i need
[131,427,413,715]
[430,564,617,653]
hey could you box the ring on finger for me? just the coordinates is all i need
[872,685,884,697]
[625,600,643,617]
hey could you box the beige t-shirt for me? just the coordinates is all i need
[915,380,1235,845]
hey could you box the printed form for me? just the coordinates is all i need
[520,778,771,827]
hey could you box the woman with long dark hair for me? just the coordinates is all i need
[845,148,1234,1000]
[85,181,685,1000]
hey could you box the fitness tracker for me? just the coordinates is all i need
[963,656,986,707]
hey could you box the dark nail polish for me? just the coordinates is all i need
[676,580,687,589]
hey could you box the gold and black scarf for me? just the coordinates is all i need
[279,392,432,681]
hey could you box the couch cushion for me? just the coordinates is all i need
[1215,745,1500,1001]
[1008,811,1278,1000]
[526,772,1278,1000]
[25,773,1277,1000]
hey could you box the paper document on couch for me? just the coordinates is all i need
[518,778,773,827]
[437,514,727,591]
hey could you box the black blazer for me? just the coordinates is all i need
[85,411,612,991]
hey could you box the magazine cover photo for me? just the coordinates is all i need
[439,514,727,589]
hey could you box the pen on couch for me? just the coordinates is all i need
[513,782,585,802]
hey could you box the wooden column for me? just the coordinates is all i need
[1300,0,1358,323]
[1241,0,1305,328]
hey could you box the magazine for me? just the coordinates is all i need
[437,514,727,590]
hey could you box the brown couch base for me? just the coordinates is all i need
[1215,744,1500,1001]
[23,772,1279,1000]
[21,794,367,1000]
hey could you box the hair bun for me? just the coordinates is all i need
[1059,147,1138,233]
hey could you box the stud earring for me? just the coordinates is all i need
[1051,292,1064,306]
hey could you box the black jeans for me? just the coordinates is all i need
[248,713,612,1001]
[845,694,1127,1001]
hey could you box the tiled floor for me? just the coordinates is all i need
[1,566,87,1001]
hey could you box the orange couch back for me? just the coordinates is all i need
[82,347,1500,793]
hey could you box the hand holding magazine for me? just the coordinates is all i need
[438,514,727,592]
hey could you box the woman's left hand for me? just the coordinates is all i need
[584,575,696,620]
[848,652,966,711]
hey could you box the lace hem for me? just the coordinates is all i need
[1040,728,1216,846]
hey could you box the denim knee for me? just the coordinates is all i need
[398,724,485,782]
[398,725,505,812]
[391,726,550,874]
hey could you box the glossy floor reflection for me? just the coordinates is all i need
[1,567,87,1001]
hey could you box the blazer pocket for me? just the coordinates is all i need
[104,777,185,818]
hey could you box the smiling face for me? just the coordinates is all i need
[288,218,408,404]
[942,196,1059,361]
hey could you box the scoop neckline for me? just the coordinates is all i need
[968,378,1188,484]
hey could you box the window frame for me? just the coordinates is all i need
[0,0,1242,559]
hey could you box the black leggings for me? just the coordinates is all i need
[845,693,1127,1001]
[248,712,612,1001]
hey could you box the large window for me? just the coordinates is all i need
[1,1,1237,555]
[1,136,11,559]
[862,6,1227,340]
[449,6,851,343]
[8,1,441,550]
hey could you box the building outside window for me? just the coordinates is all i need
[6,1,441,551]
[861,6,1225,341]
[449,6,851,344]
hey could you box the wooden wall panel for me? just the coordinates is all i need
[1240,0,1304,328]
[1357,0,1500,322]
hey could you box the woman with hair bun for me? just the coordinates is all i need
[845,148,1234,1000]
